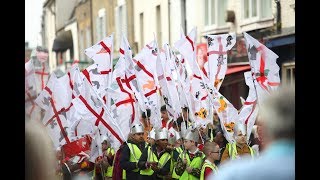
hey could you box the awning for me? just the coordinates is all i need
[52,30,73,52]
[226,65,251,75]
[265,35,295,48]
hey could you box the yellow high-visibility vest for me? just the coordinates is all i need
[200,161,218,180]
[227,143,254,160]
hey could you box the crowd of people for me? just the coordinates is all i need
[26,84,294,180]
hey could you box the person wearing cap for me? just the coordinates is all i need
[168,129,184,180]
[147,128,156,146]
[138,128,171,179]
[101,135,115,180]
[120,123,147,180]
[220,122,255,163]
[93,135,112,180]
[175,127,205,179]
[200,141,220,180]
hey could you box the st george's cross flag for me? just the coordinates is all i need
[238,71,259,142]
[205,33,236,90]
[243,32,281,104]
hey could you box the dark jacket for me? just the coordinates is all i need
[138,144,171,180]
[120,140,146,180]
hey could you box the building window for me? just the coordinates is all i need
[242,0,272,20]
[140,12,144,50]
[156,5,162,47]
[116,4,127,51]
[281,62,295,85]
[204,0,227,27]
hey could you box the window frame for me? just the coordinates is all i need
[281,61,295,85]
[203,0,229,34]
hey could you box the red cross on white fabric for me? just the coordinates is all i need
[255,46,280,92]
[35,62,49,90]
[25,90,36,116]
[207,37,227,81]
[44,86,70,144]
[116,77,135,124]
[43,86,71,144]
[77,94,123,144]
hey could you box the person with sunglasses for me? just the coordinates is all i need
[200,141,220,180]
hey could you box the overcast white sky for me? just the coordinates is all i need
[25,0,44,48]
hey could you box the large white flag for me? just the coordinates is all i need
[89,127,103,163]
[243,32,281,103]
[35,73,74,148]
[82,63,109,98]
[238,71,259,142]
[84,34,113,73]
[25,59,41,120]
[163,43,182,120]
[132,40,162,128]
[72,68,125,150]
[30,47,50,93]
[205,33,236,90]
[174,27,212,126]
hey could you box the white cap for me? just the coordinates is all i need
[155,128,168,140]
[233,122,247,136]
[148,128,156,139]
[168,129,182,144]
[181,126,199,142]
[130,123,144,134]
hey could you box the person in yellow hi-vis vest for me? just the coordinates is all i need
[168,129,184,179]
[120,123,147,180]
[93,135,111,180]
[138,128,171,180]
[200,141,220,180]
[220,123,255,163]
[175,126,205,180]
[147,128,156,146]
[104,146,115,180]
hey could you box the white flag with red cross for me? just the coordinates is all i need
[89,127,103,163]
[82,63,109,98]
[157,45,177,120]
[120,35,148,114]
[173,53,191,110]
[132,40,162,128]
[205,33,236,90]
[71,69,125,150]
[105,55,136,145]
[107,35,138,125]
[238,71,259,142]
[162,43,182,120]
[35,73,59,112]
[35,73,75,148]
[243,32,281,103]
[25,59,41,120]
[70,118,95,138]
[31,47,50,93]
[174,27,212,127]
[84,34,113,73]
[174,28,192,109]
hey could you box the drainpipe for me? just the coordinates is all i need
[275,0,281,32]
[168,0,171,44]
[90,0,94,45]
